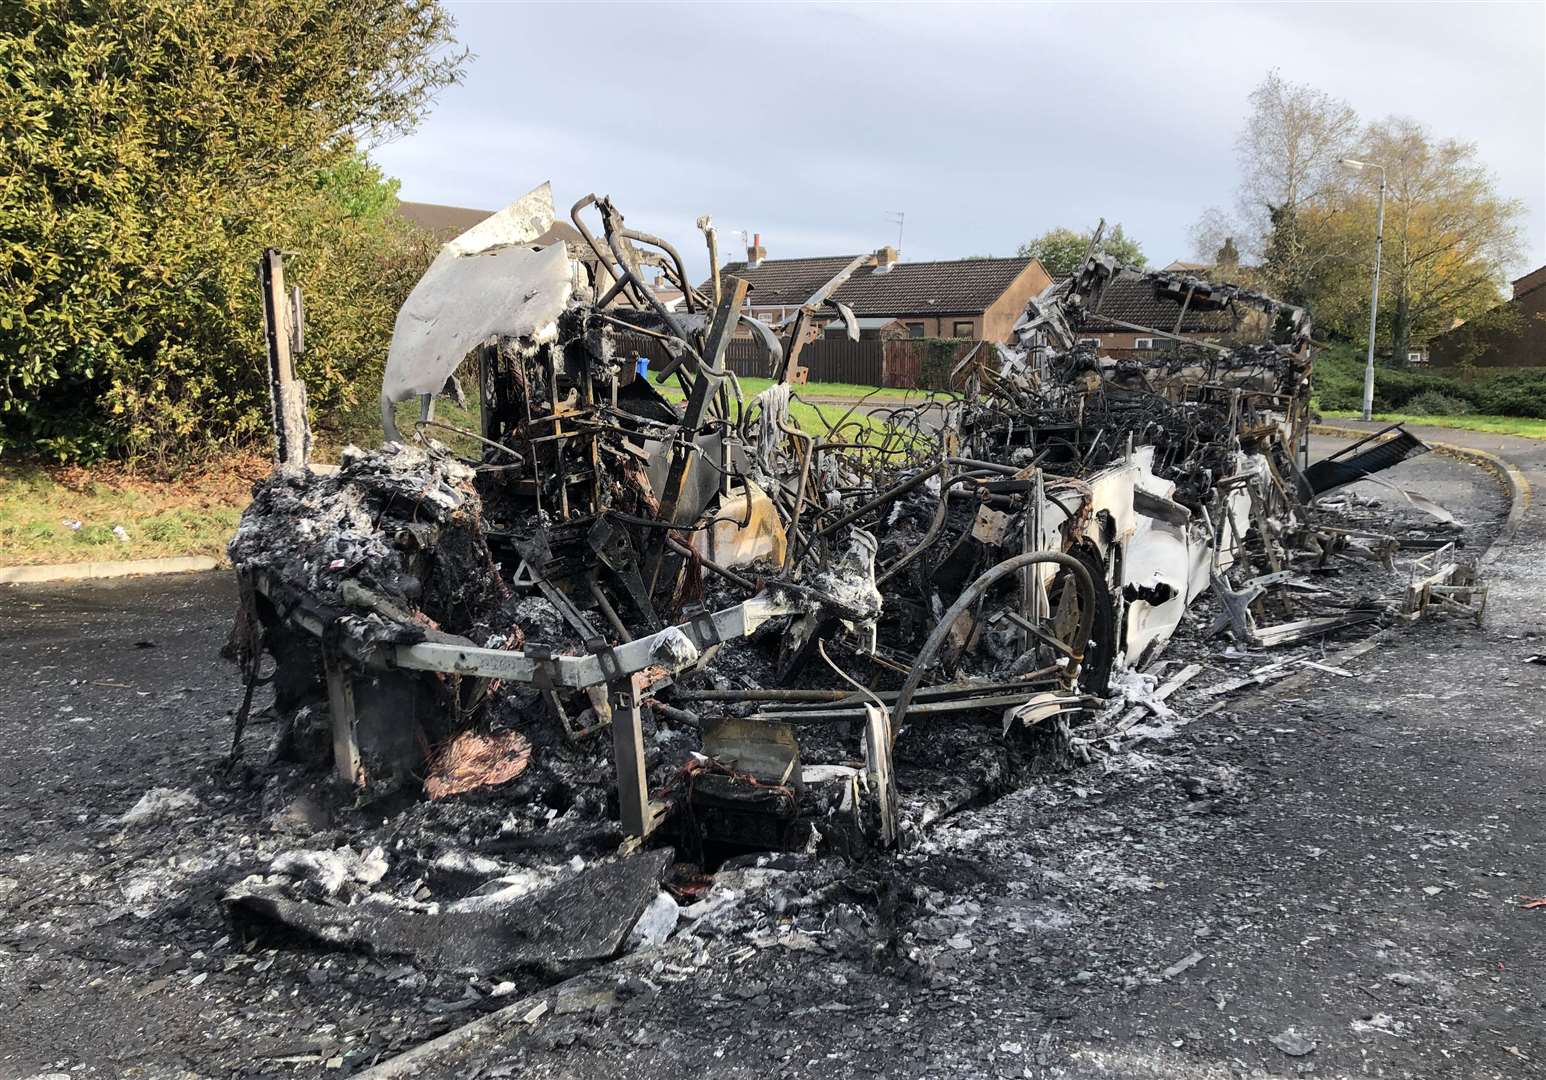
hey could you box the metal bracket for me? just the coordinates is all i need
[592,641,624,683]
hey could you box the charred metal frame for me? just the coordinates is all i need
[233,186,1467,855]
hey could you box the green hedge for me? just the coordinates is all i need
[1314,347,1546,419]
[0,0,460,465]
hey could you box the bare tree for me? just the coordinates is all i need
[1236,70,1360,221]
[1188,206,1237,262]
[1197,73,1524,354]
[1194,72,1362,303]
[1242,73,1364,306]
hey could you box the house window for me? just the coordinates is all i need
[1134,338,1155,350]
[952,321,974,338]
[907,322,926,338]
[1077,337,1100,348]
[757,312,774,323]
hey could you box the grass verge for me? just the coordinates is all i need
[1318,410,1546,441]
[0,453,268,567]
[738,377,957,402]
[388,391,900,453]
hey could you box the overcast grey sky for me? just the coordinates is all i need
[375,1,1545,281]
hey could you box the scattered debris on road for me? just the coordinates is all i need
[1269,1028,1318,1057]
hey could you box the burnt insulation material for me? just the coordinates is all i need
[229,442,509,641]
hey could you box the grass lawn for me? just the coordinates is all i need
[1318,410,1546,441]
[0,395,480,568]
[384,392,902,453]
[382,397,486,459]
[651,378,928,454]
[730,377,956,402]
[0,454,267,566]
[380,374,950,454]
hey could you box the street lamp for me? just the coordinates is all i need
[1342,157,1387,422]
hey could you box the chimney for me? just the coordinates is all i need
[747,232,766,269]
[1214,237,1240,274]
[873,245,899,274]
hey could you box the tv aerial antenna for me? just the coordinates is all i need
[883,211,905,254]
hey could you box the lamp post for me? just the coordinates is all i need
[1342,158,1386,422]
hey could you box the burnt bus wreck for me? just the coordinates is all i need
[229,182,1472,868]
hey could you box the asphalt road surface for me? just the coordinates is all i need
[1,437,1540,1080]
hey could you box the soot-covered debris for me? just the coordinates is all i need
[218,187,1486,1009]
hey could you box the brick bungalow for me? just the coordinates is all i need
[1429,264,1546,369]
[710,238,1052,342]
[397,204,1052,346]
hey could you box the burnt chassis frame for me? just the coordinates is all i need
[246,568,810,837]
[245,535,1103,844]
[246,196,1327,854]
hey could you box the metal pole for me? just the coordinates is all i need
[608,679,654,838]
[1361,168,1386,422]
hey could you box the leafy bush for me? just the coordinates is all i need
[1472,372,1546,418]
[1311,347,1368,411]
[1312,343,1546,418]
[1403,390,1472,416]
[913,338,977,391]
[0,0,463,464]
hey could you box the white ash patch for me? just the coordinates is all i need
[1351,1012,1410,1037]
[119,787,199,825]
[119,852,223,918]
[648,627,700,671]
[627,890,680,950]
[1102,668,1176,721]
[269,845,388,897]
[428,850,507,877]
[446,866,561,912]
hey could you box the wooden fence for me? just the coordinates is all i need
[879,338,980,391]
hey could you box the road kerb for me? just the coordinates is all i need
[0,555,221,585]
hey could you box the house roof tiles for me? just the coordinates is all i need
[708,255,1039,317]
[1059,275,1239,335]
[396,201,494,239]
